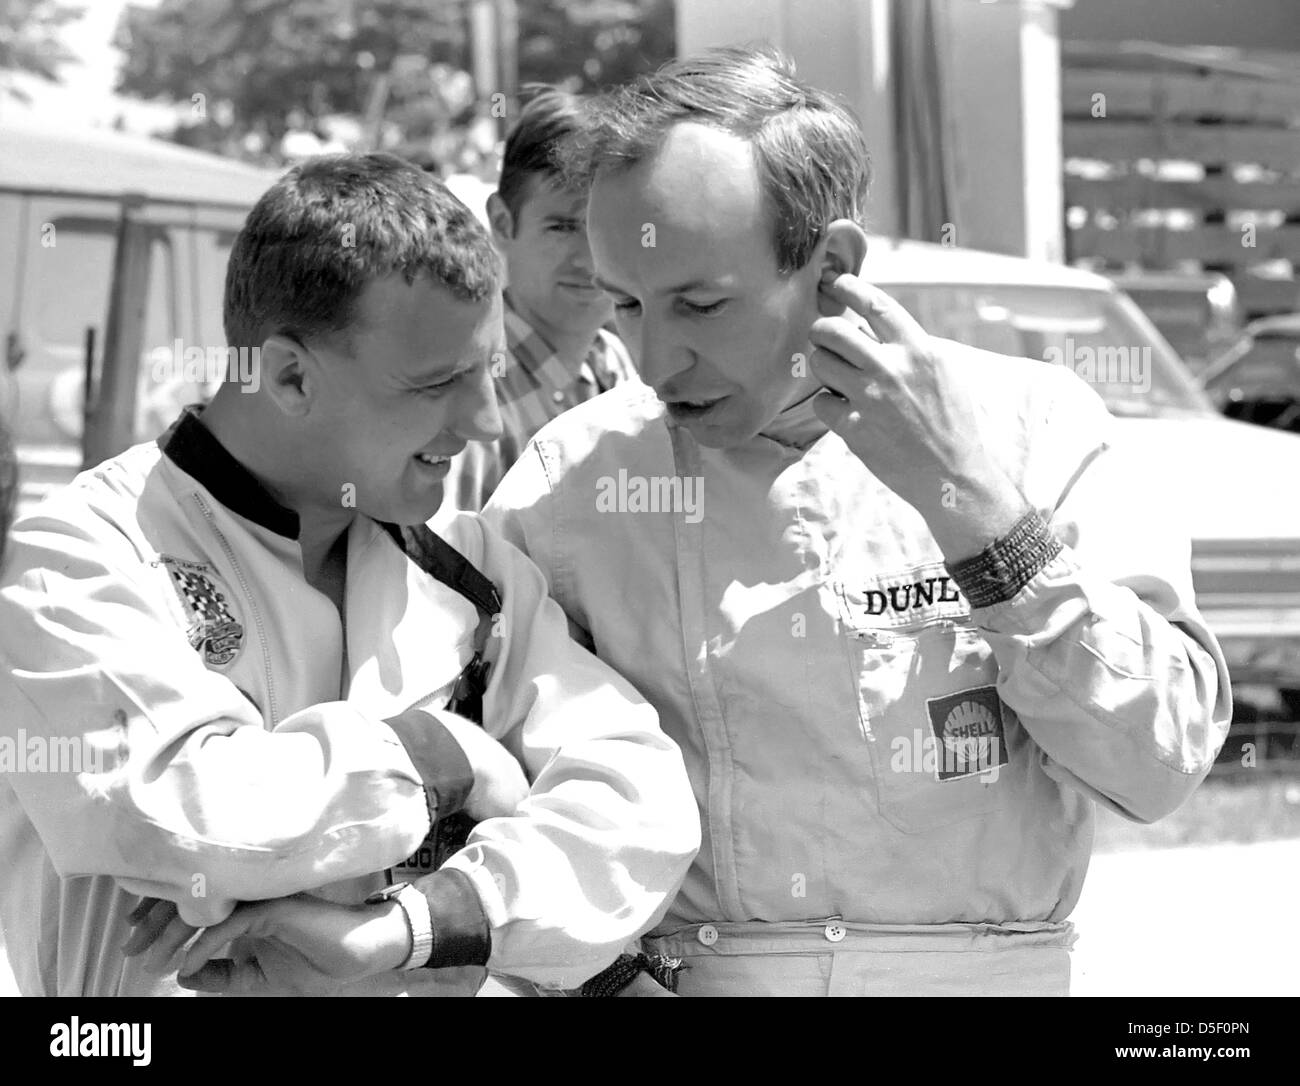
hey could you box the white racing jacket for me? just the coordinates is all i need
[484,349,1233,995]
[0,408,699,996]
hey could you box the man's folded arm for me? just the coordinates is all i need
[954,378,1232,823]
[422,515,700,988]
[0,514,478,925]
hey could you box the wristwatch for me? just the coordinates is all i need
[365,882,434,970]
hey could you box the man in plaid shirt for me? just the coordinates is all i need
[439,89,637,515]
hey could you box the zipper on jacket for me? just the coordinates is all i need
[193,493,279,725]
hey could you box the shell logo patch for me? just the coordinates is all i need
[157,556,245,668]
[924,684,1011,782]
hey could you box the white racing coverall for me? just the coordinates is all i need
[0,408,699,996]
[484,349,1233,996]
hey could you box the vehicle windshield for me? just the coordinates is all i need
[1201,326,1300,391]
[882,283,1216,418]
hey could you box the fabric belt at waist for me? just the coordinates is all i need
[645,919,1077,996]
[649,918,1076,955]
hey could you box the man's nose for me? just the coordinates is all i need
[569,228,595,277]
[632,316,692,392]
[452,361,503,444]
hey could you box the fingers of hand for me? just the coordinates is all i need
[179,939,342,996]
[121,898,179,957]
[126,897,162,926]
[808,335,898,409]
[816,287,847,318]
[143,913,200,975]
[809,347,868,403]
[810,315,910,376]
[810,388,861,430]
[809,314,869,359]
[179,906,270,978]
[817,273,923,345]
[177,956,269,995]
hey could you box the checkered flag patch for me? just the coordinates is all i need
[157,555,245,667]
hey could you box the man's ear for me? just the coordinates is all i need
[816,219,869,283]
[258,334,316,418]
[487,192,514,247]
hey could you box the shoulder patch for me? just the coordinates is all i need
[155,555,245,668]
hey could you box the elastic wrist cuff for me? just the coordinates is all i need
[413,868,491,968]
[946,509,1063,609]
[382,708,475,820]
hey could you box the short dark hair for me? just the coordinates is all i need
[497,87,587,225]
[557,45,872,274]
[224,152,500,351]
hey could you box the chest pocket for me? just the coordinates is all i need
[833,563,1017,834]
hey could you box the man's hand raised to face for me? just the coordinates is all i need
[808,272,1029,563]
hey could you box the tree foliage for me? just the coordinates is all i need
[112,0,674,162]
[0,0,84,102]
[517,0,674,91]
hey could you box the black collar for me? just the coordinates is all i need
[158,406,300,539]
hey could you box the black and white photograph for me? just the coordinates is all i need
[0,0,1296,1058]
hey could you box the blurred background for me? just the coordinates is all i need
[2,0,1299,995]
[0,0,674,170]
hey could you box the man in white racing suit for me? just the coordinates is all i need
[0,154,699,996]
[478,46,1233,996]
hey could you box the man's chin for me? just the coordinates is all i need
[366,487,444,529]
[658,397,749,449]
[406,491,446,527]
[668,415,753,450]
